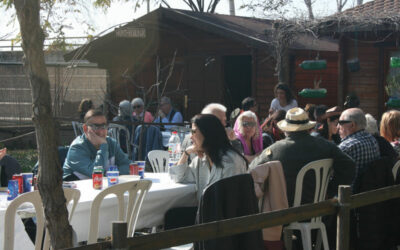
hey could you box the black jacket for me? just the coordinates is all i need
[351,157,398,250]
[196,174,264,250]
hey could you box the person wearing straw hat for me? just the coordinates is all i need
[250,107,355,206]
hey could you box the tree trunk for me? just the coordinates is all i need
[304,0,314,20]
[13,0,73,249]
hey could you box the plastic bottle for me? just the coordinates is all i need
[168,131,181,163]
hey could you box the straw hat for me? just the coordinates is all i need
[277,107,316,132]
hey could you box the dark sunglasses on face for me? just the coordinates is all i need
[87,123,108,130]
[338,120,352,125]
[133,105,142,109]
[243,121,256,128]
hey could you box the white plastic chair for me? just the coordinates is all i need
[43,188,81,250]
[392,160,400,182]
[283,158,333,250]
[108,123,131,158]
[148,150,170,173]
[87,180,152,244]
[4,188,80,250]
[72,121,84,137]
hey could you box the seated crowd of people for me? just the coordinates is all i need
[2,83,400,250]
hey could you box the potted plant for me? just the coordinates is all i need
[385,73,400,108]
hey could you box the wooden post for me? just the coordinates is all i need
[112,221,127,249]
[336,185,351,250]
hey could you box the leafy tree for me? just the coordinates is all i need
[1,0,93,248]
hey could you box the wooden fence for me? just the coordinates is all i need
[64,184,400,250]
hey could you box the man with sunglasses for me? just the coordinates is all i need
[63,109,131,180]
[337,108,380,188]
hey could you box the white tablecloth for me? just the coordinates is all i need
[0,173,196,248]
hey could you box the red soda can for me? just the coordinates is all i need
[129,162,139,175]
[12,174,23,194]
[92,167,103,190]
[33,175,38,190]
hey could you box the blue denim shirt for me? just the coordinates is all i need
[63,134,130,179]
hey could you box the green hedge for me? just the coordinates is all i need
[8,149,38,173]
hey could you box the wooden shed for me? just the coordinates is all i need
[314,0,400,118]
[66,8,338,121]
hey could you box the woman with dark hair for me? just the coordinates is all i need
[269,83,298,114]
[78,98,94,121]
[169,114,248,201]
[312,106,341,145]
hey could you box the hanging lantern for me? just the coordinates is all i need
[347,58,361,72]
[299,60,327,70]
[390,57,400,68]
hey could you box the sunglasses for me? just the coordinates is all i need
[133,105,142,109]
[243,121,256,128]
[338,120,352,125]
[87,123,108,130]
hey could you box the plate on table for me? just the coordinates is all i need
[119,175,140,183]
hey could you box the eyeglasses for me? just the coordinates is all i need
[133,105,142,109]
[242,121,256,128]
[338,120,352,125]
[87,123,108,130]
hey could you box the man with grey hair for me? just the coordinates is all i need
[181,103,241,161]
[337,108,380,187]
[153,96,183,130]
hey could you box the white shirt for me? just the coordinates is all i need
[270,98,298,112]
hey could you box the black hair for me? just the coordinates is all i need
[192,114,248,168]
[274,83,295,104]
[78,98,94,120]
[84,108,106,123]
[241,97,256,111]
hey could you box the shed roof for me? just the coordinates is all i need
[343,0,400,15]
[65,8,337,61]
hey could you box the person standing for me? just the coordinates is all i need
[269,83,298,114]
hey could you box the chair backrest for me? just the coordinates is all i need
[42,188,81,250]
[293,159,333,218]
[71,121,84,137]
[87,180,152,244]
[392,160,400,182]
[147,150,169,173]
[4,191,45,250]
[4,189,81,250]
[198,174,264,250]
[108,123,131,157]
